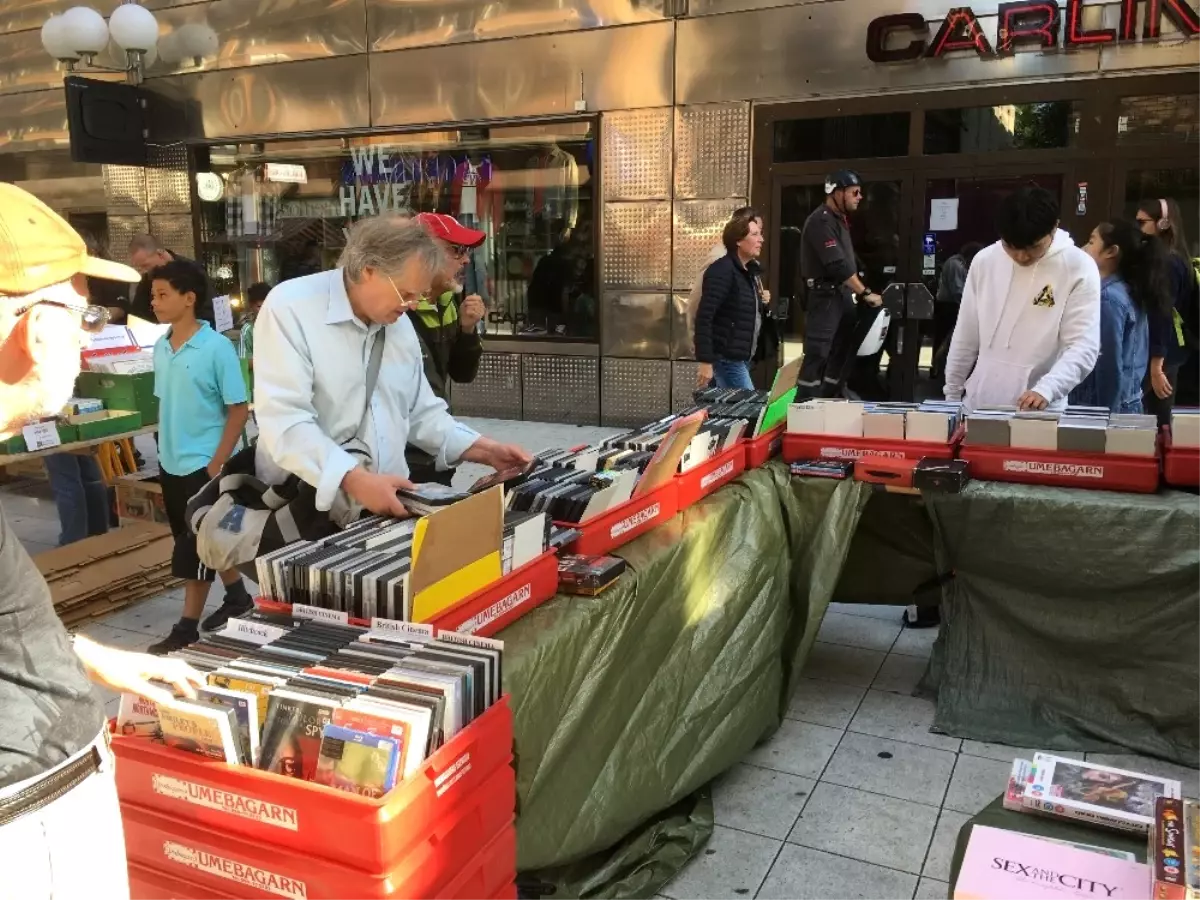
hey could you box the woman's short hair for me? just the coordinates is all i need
[338,212,445,283]
[722,213,758,255]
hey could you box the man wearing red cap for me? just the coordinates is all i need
[409,213,488,485]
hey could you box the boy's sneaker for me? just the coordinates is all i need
[201,595,254,632]
[147,622,199,656]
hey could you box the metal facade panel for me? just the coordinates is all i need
[601,108,672,201]
[1,1,196,34]
[522,355,599,425]
[145,152,192,215]
[152,55,372,140]
[450,353,522,419]
[676,4,1110,105]
[368,0,667,53]
[599,293,671,359]
[674,103,750,200]
[672,198,746,291]
[0,89,69,152]
[602,201,671,290]
[107,216,149,260]
[0,29,64,97]
[670,293,693,360]
[103,166,149,215]
[601,358,671,427]
[671,360,702,411]
[149,214,196,261]
[370,22,673,126]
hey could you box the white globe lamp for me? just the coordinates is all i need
[40,15,80,62]
[60,6,110,57]
[176,23,219,63]
[108,3,159,53]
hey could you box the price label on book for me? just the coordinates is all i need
[226,619,288,645]
[292,604,349,625]
[21,421,61,451]
[369,618,434,640]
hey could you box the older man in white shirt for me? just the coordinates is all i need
[253,214,529,519]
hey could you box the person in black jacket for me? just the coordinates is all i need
[694,213,767,389]
[125,234,209,325]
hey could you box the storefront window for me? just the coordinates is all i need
[1116,94,1199,146]
[196,122,598,340]
[923,101,1080,154]
[773,113,910,162]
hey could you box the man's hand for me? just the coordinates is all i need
[1017,390,1049,411]
[460,295,486,332]
[696,362,714,388]
[342,467,413,517]
[73,636,204,707]
[1151,359,1174,400]
[862,291,882,308]
[462,436,533,472]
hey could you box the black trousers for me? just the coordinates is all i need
[798,291,870,400]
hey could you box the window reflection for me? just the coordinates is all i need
[197,123,597,340]
[924,101,1080,154]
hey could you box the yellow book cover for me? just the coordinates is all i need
[208,671,273,723]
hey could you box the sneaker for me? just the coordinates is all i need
[147,622,199,656]
[201,595,254,632]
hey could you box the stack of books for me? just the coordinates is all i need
[117,613,502,799]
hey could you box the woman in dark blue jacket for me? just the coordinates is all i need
[1070,219,1170,414]
[1136,198,1198,423]
[694,213,767,389]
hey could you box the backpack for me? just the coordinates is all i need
[187,329,385,579]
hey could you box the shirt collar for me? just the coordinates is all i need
[325,268,358,325]
[168,320,212,351]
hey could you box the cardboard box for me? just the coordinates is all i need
[1058,417,1108,453]
[1010,413,1060,451]
[75,371,158,425]
[787,402,824,435]
[1106,425,1157,457]
[114,472,169,525]
[824,402,865,437]
[70,409,142,441]
[905,410,954,443]
[862,410,905,440]
[1171,411,1200,448]
[965,414,1012,447]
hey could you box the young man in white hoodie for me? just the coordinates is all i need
[944,186,1100,412]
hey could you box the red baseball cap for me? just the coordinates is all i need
[414,213,486,249]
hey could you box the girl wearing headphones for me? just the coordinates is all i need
[1135,197,1198,423]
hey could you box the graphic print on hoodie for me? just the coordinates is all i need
[944,229,1101,412]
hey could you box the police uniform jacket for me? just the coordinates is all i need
[800,205,856,291]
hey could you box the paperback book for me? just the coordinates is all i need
[313,724,402,798]
[157,698,241,763]
[1023,753,1182,833]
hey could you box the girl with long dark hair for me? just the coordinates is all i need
[1135,198,1198,421]
[1069,219,1170,414]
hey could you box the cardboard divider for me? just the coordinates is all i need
[427,551,560,637]
[676,442,746,510]
[783,431,960,463]
[111,696,513,875]
[744,425,784,469]
[959,444,1160,493]
[1162,429,1199,488]
[120,768,513,900]
[557,480,678,557]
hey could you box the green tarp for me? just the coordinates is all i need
[922,482,1200,767]
[499,464,868,892]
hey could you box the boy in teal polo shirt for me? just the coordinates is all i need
[145,260,251,655]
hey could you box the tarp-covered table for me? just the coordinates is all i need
[499,465,869,894]
[922,482,1200,767]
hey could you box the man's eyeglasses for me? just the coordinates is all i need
[385,273,422,308]
[15,298,109,334]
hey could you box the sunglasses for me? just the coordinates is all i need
[15,297,110,334]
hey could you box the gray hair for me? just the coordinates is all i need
[128,233,162,253]
[338,212,446,283]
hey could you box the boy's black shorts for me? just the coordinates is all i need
[160,467,215,582]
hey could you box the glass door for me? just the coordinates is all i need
[771,172,917,398]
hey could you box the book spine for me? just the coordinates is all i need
[1153,797,1188,900]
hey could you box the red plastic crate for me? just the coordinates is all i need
[745,426,784,469]
[434,825,516,900]
[1162,429,1199,488]
[112,696,512,873]
[428,550,559,636]
[676,443,746,509]
[557,480,678,556]
[120,764,514,899]
[128,861,236,900]
[783,432,959,463]
[959,444,1159,493]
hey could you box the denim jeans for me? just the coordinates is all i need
[43,454,110,546]
[712,359,755,390]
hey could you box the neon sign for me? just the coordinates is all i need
[866,0,1199,61]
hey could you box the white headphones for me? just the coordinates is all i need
[1157,198,1171,233]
